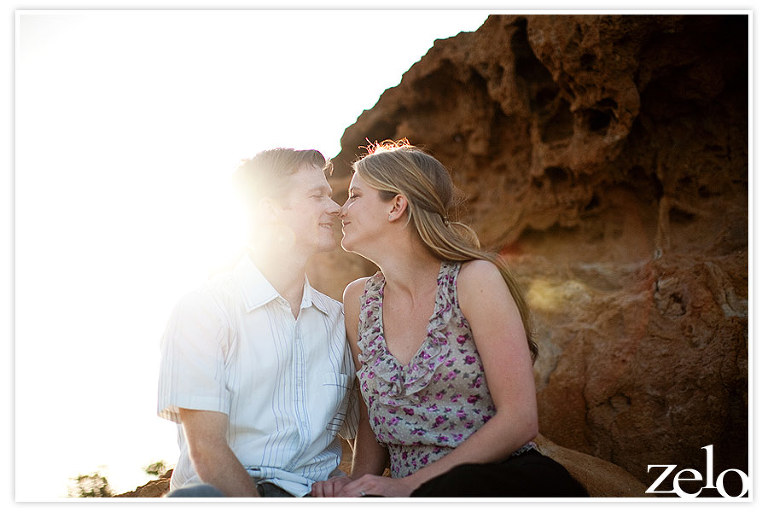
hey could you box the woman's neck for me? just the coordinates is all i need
[376,240,443,299]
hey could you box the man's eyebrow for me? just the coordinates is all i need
[309,184,332,193]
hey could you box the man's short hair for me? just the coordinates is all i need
[233,148,332,209]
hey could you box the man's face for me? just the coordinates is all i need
[273,164,340,255]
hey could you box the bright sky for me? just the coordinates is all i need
[7,0,761,508]
[13,7,490,500]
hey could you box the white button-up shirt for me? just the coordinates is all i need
[157,255,357,496]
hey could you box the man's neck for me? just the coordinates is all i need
[248,246,309,318]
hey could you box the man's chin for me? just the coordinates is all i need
[315,238,339,254]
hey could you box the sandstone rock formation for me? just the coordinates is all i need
[115,470,172,498]
[309,14,748,493]
[534,434,647,497]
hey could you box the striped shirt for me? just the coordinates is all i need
[157,255,358,496]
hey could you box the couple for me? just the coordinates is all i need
[157,141,588,498]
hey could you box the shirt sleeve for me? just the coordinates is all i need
[157,286,232,423]
[337,343,360,440]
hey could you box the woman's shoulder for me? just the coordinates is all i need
[457,258,503,281]
[455,259,509,307]
[343,276,369,298]
[342,274,380,305]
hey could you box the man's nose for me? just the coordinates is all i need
[327,198,341,216]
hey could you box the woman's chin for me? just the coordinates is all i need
[340,235,359,254]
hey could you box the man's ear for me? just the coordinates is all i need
[251,197,282,227]
[255,196,282,223]
[388,195,409,222]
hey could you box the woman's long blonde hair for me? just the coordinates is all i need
[353,139,538,362]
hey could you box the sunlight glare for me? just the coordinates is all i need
[14,9,491,499]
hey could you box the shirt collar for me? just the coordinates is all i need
[234,255,330,316]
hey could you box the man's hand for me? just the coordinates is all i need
[310,475,353,497]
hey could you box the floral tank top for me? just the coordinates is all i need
[356,261,533,478]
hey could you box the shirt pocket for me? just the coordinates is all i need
[322,372,353,434]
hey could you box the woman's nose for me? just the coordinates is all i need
[338,199,349,217]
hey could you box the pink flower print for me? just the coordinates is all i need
[443,370,457,381]
[437,435,449,443]
[403,407,414,415]
[465,421,474,429]
[427,404,438,412]
[456,335,467,345]
[435,391,445,400]
[420,455,429,465]
[456,410,467,420]
[467,394,480,404]
[464,355,476,365]
[482,415,492,422]
[451,394,462,403]
[453,433,464,442]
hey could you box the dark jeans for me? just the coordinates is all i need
[166,480,295,498]
[410,449,589,498]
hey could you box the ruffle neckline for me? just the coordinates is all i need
[356,261,459,404]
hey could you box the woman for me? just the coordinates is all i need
[312,140,587,498]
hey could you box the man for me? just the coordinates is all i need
[157,148,357,497]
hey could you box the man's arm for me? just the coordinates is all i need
[179,408,261,497]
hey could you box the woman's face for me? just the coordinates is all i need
[339,172,393,254]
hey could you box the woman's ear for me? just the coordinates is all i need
[388,194,409,222]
